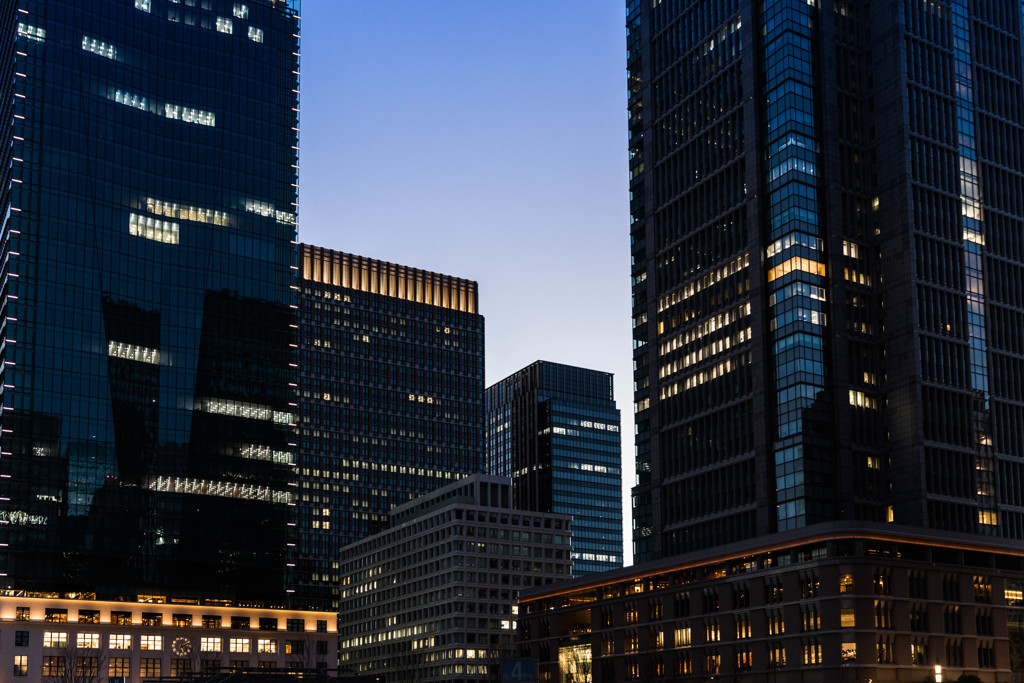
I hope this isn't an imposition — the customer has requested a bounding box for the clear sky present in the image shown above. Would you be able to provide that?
[296,2,634,564]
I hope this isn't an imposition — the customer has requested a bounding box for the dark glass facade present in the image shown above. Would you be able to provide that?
[629,0,1024,562]
[1,0,300,604]
[297,244,485,610]
[486,361,623,576]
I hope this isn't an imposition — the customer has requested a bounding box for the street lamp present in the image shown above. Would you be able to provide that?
[934,663,942,683]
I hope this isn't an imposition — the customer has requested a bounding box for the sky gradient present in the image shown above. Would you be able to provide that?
[297,2,634,564]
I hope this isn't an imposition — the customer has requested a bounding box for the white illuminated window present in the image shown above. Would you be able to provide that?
[200,637,222,652]
[129,213,179,245]
[140,635,163,651]
[229,638,250,653]
[248,26,264,43]
[257,639,277,654]
[43,632,68,648]
[108,340,161,365]
[233,3,248,18]
[81,35,118,60]
[216,17,233,34]
[16,22,45,42]
[77,633,100,649]
[109,634,132,650]
[135,0,151,11]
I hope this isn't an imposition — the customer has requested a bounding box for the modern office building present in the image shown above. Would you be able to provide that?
[297,244,485,610]
[338,474,572,683]
[486,361,622,576]
[516,0,1024,680]
[1,0,301,605]
[629,0,1024,564]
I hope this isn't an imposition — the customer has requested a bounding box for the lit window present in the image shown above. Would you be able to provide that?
[129,213,179,244]
[109,634,132,650]
[229,638,250,653]
[13,655,27,677]
[16,22,45,42]
[841,608,855,628]
[108,340,160,365]
[43,632,68,648]
[233,3,248,18]
[216,17,233,34]
[200,637,222,652]
[81,35,118,60]
[146,198,231,226]
[109,658,130,678]
[979,510,998,526]
[140,635,163,651]
[77,633,100,649]
[257,638,277,654]
[135,0,151,11]
[841,642,857,662]
[248,26,264,42]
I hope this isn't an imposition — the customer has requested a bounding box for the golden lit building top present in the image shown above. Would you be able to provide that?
[301,243,478,314]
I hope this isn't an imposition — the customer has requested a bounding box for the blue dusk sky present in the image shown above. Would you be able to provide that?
[297,2,634,563]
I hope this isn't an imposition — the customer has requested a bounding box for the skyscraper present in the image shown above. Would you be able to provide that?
[2,0,300,605]
[486,361,622,576]
[513,2,1024,681]
[297,244,485,609]
[629,0,1024,562]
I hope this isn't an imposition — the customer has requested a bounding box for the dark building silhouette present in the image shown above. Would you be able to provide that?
[486,361,623,576]
[516,1,1024,681]
[296,244,485,610]
[0,0,301,606]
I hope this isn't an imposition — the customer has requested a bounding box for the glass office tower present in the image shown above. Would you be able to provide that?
[486,361,623,576]
[630,0,1024,562]
[297,244,485,610]
[1,0,300,604]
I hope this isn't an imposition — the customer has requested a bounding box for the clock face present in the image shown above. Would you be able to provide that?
[172,637,193,657]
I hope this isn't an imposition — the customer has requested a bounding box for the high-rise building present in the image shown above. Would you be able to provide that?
[297,244,485,609]
[338,474,572,683]
[629,0,1024,561]
[1,0,301,605]
[486,361,622,576]
[514,1,1024,681]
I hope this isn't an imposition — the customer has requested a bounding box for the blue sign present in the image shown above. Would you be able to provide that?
[502,658,537,682]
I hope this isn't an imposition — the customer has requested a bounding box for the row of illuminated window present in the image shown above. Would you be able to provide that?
[147,476,293,505]
[199,398,294,425]
[660,352,750,399]
[129,213,179,244]
[767,256,825,282]
[657,254,749,314]
[107,340,160,365]
[135,0,264,42]
[766,231,822,259]
[41,631,280,653]
[238,444,292,465]
[659,326,751,380]
[768,156,818,185]
[659,302,751,354]
[147,197,231,227]
[81,35,117,60]
[244,200,297,226]
[849,390,877,409]
[110,89,215,127]
[16,22,44,42]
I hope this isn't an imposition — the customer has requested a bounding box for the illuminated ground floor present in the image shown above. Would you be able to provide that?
[516,523,1024,682]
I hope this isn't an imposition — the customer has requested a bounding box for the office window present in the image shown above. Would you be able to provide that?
[257,639,277,654]
[316,619,327,633]
[201,637,222,652]
[203,615,222,628]
[42,656,65,677]
[140,635,163,650]
[43,632,68,648]
[286,618,305,632]
[109,658,130,677]
[109,634,131,649]
[15,631,28,647]
[111,611,132,625]
[140,658,161,678]
[76,657,99,677]
[173,613,193,627]
[45,608,68,623]
[78,609,100,624]
[15,607,29,621]
[285,640,304,655]
[13,655,27,676]
[229,638,251,653]
[231,616,250,630]
[76,633,100,649]
[141,612,162,626]
[258,617,278,631]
